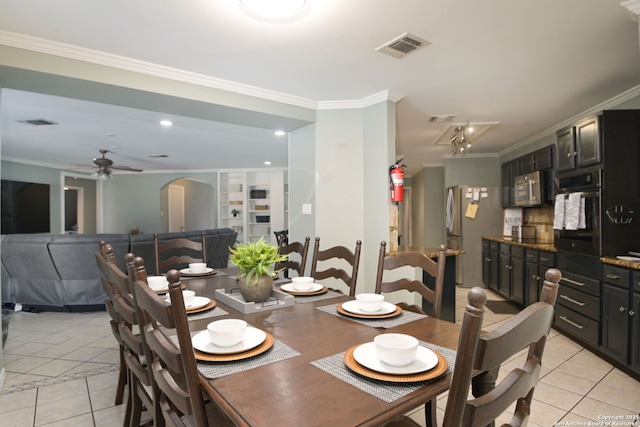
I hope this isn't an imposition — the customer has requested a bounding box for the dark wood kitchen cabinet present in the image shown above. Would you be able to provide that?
[553,250,601,348]
[482,239,500,291]
[524,248,555,306]
[601,265,639,375]
[518,146,554,174]
[497,243,524,304]
[501,160,519,208]
[555,116,601,173]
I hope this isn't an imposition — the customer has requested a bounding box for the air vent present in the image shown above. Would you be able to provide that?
[428,115,456,123]
[147,154,169,158]
[18,119,58,126]
[376,33,430,58]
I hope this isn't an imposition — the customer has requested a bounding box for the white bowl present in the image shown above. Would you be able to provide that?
[291,276,314,291]
[147,275,168,291]
[207,319,247,347]
[189,262,207,273]
[374,333,419,367]
[166,290,196,307]
[355,293,385,312]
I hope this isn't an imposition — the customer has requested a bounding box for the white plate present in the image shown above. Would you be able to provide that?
[280,282,324,293]
[164,296,211,310]
[192,326,267,355]
[180,267,215,275]
[341,300,397,316]
[353,342,438,375]
[616,256,640,262]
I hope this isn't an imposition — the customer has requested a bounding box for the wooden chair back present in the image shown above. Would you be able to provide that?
[374,241,446,317]
[274,230,289,246]
[443,268,561,427]
[154,232,207,276]
[94,246,127,407]
[310,237,362,296]
[276,236,310,278]
[132,265,210,427]
[98,251,163,426]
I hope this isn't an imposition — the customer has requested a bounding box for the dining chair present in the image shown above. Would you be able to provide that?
[441,268,561,427]
[100,251,164,427]
[95,243,127,408]
[154,232,207,276]
[374,241,446,426]
[275,236,310,278]
[131,263,232,427]
[375,241,446,317]
[273,229,289,246]
[309,237,362,296]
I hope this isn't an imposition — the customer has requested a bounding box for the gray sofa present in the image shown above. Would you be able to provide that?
[0,228,237,311]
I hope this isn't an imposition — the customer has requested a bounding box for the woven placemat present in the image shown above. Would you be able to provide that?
[310,342,456,403]
[196,339,300,379]
[291,290,345,304]
[170,332,300,379]
[187,307,229,321]
[316,303,427,328]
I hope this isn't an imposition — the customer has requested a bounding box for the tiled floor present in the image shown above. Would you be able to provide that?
[1,287,639,426]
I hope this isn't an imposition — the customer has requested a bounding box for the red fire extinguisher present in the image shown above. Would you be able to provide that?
[389,160,405,203]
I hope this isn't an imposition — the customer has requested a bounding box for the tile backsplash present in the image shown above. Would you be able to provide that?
[523,205,554,243]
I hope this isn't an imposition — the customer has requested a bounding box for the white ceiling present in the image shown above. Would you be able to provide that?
[1,0,639,176]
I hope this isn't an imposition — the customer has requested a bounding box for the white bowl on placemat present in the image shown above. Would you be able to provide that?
[374,333,419,367]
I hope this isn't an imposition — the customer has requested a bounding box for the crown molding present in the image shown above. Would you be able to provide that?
[621,0,640,19]
[0,30,402,112]
[501,84,640,156]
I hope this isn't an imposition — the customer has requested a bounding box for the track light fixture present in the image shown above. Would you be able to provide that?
[451,124,472,155]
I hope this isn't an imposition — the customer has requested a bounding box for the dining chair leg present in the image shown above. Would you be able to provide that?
[123,371,133,427]
[129,381,144,427]
[425,398,437,427]
[115,348,127,405]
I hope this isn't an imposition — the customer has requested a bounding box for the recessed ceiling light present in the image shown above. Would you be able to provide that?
[239,0,306,19]
[160,120,173,127]
[274,130,286,136]
[264,161,272,165]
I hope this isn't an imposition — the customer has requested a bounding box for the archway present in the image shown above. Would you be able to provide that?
[160,178,216,233]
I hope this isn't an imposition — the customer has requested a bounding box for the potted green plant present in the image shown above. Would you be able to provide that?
[229,237,288,302]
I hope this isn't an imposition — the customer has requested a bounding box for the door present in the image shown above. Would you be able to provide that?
[168,184,185,232]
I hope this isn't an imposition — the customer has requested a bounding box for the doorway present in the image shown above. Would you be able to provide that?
[160,178,215,233]
[168,184,185,232]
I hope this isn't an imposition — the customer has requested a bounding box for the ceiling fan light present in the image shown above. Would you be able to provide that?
[239,0,306,19]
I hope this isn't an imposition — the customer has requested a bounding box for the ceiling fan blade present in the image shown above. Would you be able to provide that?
[110,165,143,172]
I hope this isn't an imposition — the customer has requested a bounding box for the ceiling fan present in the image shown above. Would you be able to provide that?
[84,149,143,180]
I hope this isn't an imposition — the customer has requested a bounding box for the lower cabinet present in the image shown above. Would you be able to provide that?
[631,290,640,374]
[554,251,602,348]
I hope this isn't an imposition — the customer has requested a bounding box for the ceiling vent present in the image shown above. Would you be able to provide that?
[147,154,169,158]
[18,119,58,126]
[376,33,430,58]
[428,115,456,123]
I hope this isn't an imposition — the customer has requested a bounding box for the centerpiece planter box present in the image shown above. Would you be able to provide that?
[215,288,294,314]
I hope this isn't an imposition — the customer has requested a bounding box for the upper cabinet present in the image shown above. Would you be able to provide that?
[218,170,286,245]
[555,116,601,172]
[501,146,553,208]
[518,146,554,174]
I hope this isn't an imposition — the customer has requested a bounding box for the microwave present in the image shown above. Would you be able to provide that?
[514,171,545,207]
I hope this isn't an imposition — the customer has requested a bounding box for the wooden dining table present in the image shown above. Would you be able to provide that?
[180,269,462,427]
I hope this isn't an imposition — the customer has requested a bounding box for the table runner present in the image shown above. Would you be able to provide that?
[315,303,428,328]
[310,342,456,403]
[171,332,301,379]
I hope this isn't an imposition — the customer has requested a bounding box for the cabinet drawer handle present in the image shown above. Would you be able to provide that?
[619,306,627,313]
[540,257,549,262]
[606,273,620,280]
[526,254,535,259]
[506,265,512,270]
[531,274,540,281]
[560,294,586,307]
[485,258,491,262]
[629,310,635,317]
[559,315,584,330]
[560,277,585,287]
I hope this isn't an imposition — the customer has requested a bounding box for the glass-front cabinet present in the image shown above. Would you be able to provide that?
[218,170,286,245]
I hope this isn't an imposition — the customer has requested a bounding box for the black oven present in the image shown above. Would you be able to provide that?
[554,167,602,256]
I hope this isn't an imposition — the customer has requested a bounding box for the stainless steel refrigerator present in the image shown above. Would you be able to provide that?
[445,186,503,287]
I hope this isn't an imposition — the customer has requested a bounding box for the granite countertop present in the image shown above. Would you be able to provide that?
[600,256,640,270]
[389,246,464,258]
[482,236,556,252]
